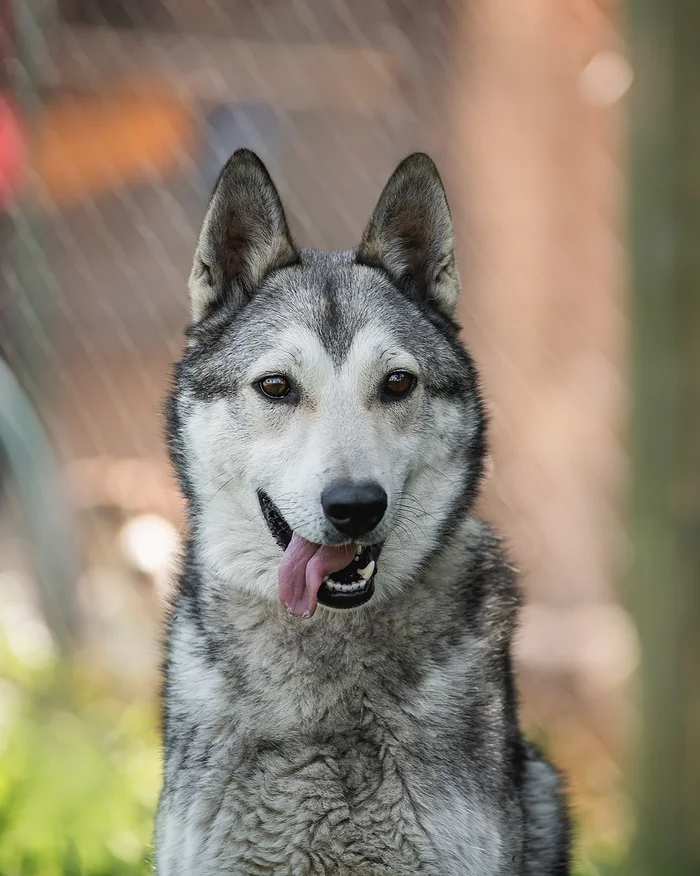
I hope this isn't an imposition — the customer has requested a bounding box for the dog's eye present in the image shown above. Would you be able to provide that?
[258,375,292,399]
[382,371,417,399]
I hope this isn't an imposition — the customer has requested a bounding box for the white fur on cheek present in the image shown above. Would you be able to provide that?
[182,394,282,602]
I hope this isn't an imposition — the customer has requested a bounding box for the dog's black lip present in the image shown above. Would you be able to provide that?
[258,490,293,550]
[257,490,382,610]
[317,577,375,609]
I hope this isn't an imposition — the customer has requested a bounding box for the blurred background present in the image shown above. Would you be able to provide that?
[0,1,697,874]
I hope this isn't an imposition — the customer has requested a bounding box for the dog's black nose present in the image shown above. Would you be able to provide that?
[321,481,387,537]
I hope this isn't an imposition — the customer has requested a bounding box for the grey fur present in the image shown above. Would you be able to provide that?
[155,150,571,874]
[358,153,461,317]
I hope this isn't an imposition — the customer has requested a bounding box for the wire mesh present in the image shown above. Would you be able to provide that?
[0,0,633,869]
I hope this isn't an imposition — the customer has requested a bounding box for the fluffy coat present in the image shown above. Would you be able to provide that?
[155,150,571,875]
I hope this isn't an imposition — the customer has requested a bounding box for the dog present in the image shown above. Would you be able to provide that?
[155,149,571,875]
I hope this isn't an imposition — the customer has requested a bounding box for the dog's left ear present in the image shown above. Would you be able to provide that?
[357,153,459,318]
[188,149,299,323]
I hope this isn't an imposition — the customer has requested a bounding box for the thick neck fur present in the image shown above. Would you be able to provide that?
[160,512,525,876]
[167,512,518,741]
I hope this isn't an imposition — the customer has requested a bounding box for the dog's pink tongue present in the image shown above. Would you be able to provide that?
[278,533,355,618]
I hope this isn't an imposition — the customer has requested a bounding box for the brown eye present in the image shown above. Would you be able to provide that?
[382,371,417,399]
[258,375,292,399]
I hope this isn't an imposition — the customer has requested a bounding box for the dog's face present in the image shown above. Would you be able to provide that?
[169,151,485,617]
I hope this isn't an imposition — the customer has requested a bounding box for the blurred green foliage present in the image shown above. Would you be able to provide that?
[0,606,629,875]
[0,623,161,876]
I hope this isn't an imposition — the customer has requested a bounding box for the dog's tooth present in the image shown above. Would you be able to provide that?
[357,560,375,581]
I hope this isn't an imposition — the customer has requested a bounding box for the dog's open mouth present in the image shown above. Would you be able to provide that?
[258,491,381,617]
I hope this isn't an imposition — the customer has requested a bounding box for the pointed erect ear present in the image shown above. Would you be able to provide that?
[357,153,460,318]
[188,149,300,323]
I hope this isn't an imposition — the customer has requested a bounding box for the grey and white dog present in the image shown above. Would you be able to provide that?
[155,150,571,875]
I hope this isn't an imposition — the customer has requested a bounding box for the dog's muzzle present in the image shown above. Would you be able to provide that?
[258,490,382,610]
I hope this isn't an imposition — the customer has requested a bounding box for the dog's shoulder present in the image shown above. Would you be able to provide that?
[438,516,522,647]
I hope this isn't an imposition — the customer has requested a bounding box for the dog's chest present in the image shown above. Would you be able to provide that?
[238,731,431,873]
[157,613,509,875]
[162,703,444,874]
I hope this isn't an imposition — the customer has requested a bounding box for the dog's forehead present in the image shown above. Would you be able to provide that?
[210,248,473,397]
[247,321,419,388]
[240,249,430,361]
[279,249,388,348]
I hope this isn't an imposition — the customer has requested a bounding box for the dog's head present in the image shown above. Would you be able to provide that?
[169,150,485,617]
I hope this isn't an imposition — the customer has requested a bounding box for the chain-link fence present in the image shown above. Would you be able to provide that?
[0,0,633,871]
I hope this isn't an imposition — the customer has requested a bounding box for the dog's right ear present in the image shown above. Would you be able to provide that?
[188,149,299,324]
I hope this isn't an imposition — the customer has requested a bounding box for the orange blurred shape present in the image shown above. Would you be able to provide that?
[36,86,194,208]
